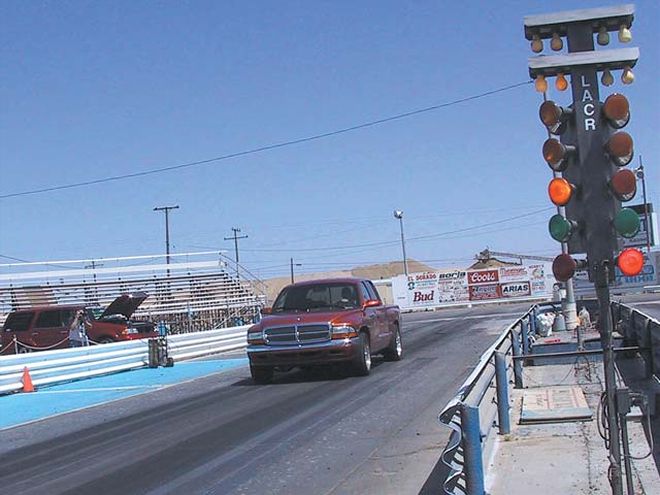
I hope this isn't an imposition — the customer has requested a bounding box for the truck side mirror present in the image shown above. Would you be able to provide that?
[363,299,381,309]
[261,307,272,315]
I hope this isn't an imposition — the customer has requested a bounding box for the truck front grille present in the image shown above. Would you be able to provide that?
[264,324,331,345]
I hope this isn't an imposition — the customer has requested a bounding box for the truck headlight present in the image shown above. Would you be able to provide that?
[331,325,357,339]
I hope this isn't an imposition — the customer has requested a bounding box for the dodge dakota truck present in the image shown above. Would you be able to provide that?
[246,277,402,383]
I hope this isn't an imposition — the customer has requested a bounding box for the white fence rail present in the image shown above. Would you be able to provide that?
[0,325,251,395]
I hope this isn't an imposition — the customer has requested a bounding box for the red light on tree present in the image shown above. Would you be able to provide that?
[610,169,636,201]
[617,248,644,276]
[552,254,577,282]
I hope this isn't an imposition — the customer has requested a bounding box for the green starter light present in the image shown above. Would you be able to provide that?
[548,214,573,242]
[613,208,640,238]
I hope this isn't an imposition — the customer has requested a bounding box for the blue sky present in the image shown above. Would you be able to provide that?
[1,0,658,279]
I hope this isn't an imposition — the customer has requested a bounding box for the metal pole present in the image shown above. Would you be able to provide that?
[494,352,511,435]
[399,217,409,277]
[636,156,651,253]
[290,258,294,284]
[224,228,248,279]
[595,262,624,495]
[511,330,523,389]
[154,205,179,277]
[393,210,409,277]
[541,92,578,331]
[460,403,485,495]
[521,320,530,356]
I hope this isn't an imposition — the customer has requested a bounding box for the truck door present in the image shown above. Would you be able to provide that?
[366,281,391,349]
[359,282,381,347]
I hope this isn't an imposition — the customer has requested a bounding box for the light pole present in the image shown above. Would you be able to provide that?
[635,156,651,253]
[393,210,409,277]
[153,205,179,276]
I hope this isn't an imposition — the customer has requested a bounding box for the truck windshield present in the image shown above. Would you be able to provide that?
[272,283,359,312]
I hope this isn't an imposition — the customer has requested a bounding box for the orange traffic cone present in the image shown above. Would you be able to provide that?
[21,367,34,393]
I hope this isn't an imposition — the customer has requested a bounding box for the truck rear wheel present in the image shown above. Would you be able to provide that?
[383,325,403,361]
[352,332,371,376]
[250,364,274,384]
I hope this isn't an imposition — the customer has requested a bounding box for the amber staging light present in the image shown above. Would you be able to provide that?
[548,177,573,206]
[535,75,548,93]
[597,26,610,46]
[555,73,568,91]
[531,34,543,53]
[550,32,563,51]
[621,66,635,84]
[618,24,632,43]
[617,248,644,277]
[543,138,574,171]
[601,69,614,87]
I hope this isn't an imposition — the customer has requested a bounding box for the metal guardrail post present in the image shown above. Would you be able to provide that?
[460,403,486,495]
[521,320,530,356]
[530,307,538,335]
[494,351,511,435]
[511,330,523,389]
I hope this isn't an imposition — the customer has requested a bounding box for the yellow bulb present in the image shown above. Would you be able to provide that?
[535,75,548,93]
[601,69,614,87]
[621,67,634,85]
[555,73,568,91]
[531,34,543,53]
[618,25,632,43]
[551,33,563,51]
[597,26,610,46]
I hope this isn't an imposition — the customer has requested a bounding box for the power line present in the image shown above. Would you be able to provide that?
[0,80,532,200]
[187,207,552,254]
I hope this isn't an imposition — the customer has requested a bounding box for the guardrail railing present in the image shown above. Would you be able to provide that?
[0,324,251,395]
[436,303,547,495]
[612,301,660,380]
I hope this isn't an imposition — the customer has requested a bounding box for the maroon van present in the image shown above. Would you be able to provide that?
[1,292,157,354]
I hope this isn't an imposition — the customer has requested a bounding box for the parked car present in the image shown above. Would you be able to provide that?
[1,292,157,354]
[246,278,402,383]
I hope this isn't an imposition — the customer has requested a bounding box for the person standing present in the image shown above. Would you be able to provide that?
[69,309,91,347]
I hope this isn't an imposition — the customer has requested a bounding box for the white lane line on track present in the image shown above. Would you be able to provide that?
[410,312,525,323]
[34,385,163,394]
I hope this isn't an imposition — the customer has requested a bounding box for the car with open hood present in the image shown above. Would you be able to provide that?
[1,292,157,354]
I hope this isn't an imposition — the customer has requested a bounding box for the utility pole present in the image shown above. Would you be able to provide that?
[153,205,179,276]
[393,210,409,277]
[290,258,301,284]
[224,227,248,279]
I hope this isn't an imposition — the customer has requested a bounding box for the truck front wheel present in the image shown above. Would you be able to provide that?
[250,364,274,384]
[352,332,371,376]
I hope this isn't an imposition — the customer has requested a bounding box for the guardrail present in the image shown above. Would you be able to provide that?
[0,325,251,395]
[612,301,660,380]
[436,303,546,494]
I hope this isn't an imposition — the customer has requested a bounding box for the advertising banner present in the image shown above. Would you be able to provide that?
[391,263,554,310]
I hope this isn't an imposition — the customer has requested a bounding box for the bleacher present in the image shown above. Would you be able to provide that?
[0,252,266,333]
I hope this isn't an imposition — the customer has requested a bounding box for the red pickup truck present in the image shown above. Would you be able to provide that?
[246,278,402,383]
